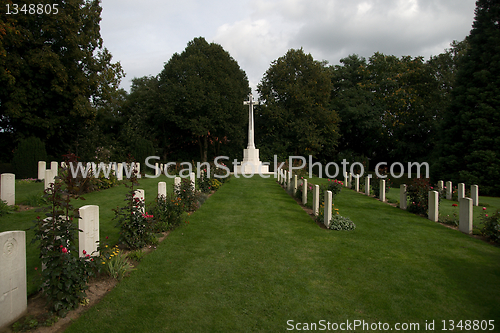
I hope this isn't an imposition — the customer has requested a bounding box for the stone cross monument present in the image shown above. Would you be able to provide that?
[237,93,269,174]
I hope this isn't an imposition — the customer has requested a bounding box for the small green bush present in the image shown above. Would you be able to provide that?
[329,215,356,231]
[479,210,500,244]
[149,193,184,232]
[406,178,430,215]
[0,199,12,216]
[175,178,199,212]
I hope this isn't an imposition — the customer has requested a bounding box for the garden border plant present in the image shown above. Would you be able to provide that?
[30,154,98,317]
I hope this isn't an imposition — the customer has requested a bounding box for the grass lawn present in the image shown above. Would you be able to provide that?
[0,175,176,295]
[64,176,500,332]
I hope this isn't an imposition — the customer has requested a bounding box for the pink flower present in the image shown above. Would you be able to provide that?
[485,214,488,217]
[483,207,486,210]
[61,247,68,254]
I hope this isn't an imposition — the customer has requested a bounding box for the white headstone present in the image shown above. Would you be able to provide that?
[136,163,141,175]
[190,172,195,191]
[471,185,479,206]
[365,176,370,196]
[117,163,123,181]
[302,179,308,205]
[349,173,353,189]
[354,176,359,192]
[174,176,181,189]
[44,169,54,190]
[428,191,439,222]
[38,161,46,180]
[1,173,15,206]
[50,161,58,177]
[446,181,452,200]
[459,197,473,234]
[155,163,160,177]
[158,182,167,198]
[78,205,99,257]
[0,231,27,329]
[400,184,407,210]
[324,190,332,228]
[312,185,319,216]
[343,173,348,187]
[458,183,465,201]
[379,179,386,202]
[438,180,444,193]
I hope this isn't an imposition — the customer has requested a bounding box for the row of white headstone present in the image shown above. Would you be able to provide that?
[277,170,480,234]
[0,176,194,330]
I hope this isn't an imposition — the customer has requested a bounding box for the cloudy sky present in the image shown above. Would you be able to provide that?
[100,0,477,93]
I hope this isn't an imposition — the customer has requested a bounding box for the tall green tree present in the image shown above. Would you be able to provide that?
[330,54,384,161]
[434,0,500,195]
[158,37,250,162]
[0,0,124,159]
[257,48,339,162]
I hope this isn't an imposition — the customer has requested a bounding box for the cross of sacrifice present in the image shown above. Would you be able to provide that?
[243,93,261,150]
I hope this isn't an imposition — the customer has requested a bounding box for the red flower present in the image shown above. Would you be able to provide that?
[34,267,38,271]
[452,204,458,207]
[483,207,487,210]
[83,250,87,255]
[61,247,68,254]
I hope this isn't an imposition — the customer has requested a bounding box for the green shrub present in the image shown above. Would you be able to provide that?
[0,199,12,216]
[175,178,199,212]
[406,178,430,215]
[12,137,47,179]
[149,193,184,232]
[22,192,48,207]
[329,215,356,231]
[31,176,97,317]
[479,210,500,244]
[113,167,156,250]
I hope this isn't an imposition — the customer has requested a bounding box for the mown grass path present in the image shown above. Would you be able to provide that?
[66,176,500,332]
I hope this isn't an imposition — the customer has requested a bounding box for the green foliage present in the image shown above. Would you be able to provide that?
[328,215,356,231]
[371,166,393,197]
[158,37,250,162]
[131,138,155,167]
[0,199,12,216]
[31,171,97,317]
[12,137,47,179]
[317,179,344,204]
[316,201,340,225]
[439,204,459,227]
[479,210,500,244]
[406,178,431,216]
[113,168,156,250]
[295,179,313,201]
[21,192,48,207]
[101,246,135,281]
[434,0,500,195]
[174,178,200,212]
[331,52,443,164]
[149,193,184,232]
[127,249,147,262]
[60,153,96,195]
[257,48,339,161]
[0,0,124,157]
